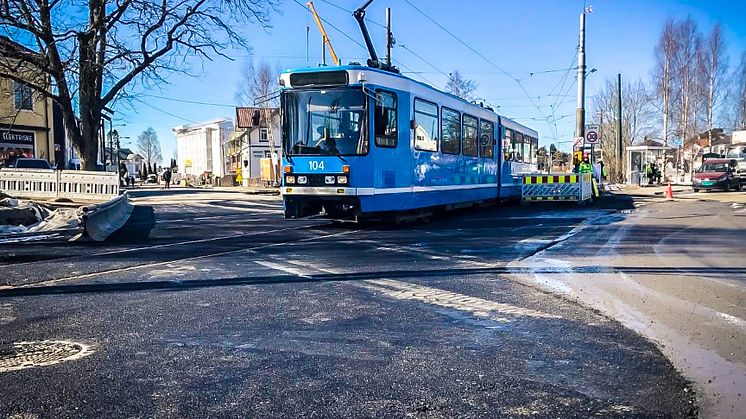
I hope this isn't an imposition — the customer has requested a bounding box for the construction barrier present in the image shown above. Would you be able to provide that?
[0,169,119,201]
[522,173,593,204]
[82,193,134,241]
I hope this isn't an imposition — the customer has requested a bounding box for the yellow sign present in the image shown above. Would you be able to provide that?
[184,159,192,168]
[235,167,242,183]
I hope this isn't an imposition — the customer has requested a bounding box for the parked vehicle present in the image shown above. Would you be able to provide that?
[724,130,746,182]
[144,174,158,184]
[692,159,741,192]
[4,158,53,169]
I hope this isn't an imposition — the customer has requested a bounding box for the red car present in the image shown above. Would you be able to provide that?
[692,159,741,192]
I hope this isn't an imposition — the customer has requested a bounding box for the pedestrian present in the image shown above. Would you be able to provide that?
[578,155,593,173]
[599,160,608,181]
[163,168,172,190]
[645,162,654,185]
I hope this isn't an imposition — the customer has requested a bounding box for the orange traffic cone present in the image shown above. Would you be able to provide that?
[665,182,674,199]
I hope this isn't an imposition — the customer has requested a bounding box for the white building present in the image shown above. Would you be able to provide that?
[173,118,234,178]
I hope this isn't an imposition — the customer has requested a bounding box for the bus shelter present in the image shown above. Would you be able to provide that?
[626,140,674,185]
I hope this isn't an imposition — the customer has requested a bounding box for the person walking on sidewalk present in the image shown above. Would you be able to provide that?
[162,168,172,190]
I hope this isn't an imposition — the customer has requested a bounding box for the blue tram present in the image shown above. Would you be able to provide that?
[280,65,539,220]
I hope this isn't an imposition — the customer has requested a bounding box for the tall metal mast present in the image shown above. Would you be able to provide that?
[307,2,340,66]
[575,11,587,152]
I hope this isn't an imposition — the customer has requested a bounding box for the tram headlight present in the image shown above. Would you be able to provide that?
[325,175,336,184]
[285,175,296,184]
[336,175,348,185]
[297,175,308,184]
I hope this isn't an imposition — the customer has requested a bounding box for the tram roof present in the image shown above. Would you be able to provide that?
[281,65,538,137]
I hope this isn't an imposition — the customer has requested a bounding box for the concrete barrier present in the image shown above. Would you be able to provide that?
[0,169,119,201]
[82,193,134,241]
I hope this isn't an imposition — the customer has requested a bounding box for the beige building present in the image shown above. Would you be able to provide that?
[0,41,57,168]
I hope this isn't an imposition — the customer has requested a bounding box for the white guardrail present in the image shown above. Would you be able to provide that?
[0,169,119,201]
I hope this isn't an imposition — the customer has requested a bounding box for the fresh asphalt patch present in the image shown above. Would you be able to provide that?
[0,193,697,417]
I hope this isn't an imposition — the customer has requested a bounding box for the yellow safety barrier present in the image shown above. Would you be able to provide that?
[521,173,593,204]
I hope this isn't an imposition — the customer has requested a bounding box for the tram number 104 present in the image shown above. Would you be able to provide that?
[308,161,325,171]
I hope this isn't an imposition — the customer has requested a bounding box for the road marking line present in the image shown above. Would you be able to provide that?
[363,279,561,322]
[254,261,312,278]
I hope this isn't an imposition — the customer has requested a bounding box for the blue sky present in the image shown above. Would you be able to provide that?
[113,0,746,161]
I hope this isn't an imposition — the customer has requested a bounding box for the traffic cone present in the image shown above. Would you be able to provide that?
[665,182,674,199]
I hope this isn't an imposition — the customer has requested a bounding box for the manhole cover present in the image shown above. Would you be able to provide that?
[0,340,94,373]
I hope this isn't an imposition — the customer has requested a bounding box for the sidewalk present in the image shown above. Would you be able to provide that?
[619,184,691,197]
[122,184,280,195]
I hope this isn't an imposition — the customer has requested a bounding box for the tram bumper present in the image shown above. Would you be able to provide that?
[282,187,362,219]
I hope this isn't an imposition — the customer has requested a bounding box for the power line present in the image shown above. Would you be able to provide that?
[401,0,552,131]
[134,99,199,124]
[143,94,235,108]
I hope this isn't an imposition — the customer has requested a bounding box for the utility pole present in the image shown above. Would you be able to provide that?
[616,73,623,181]
[575,11,587,151]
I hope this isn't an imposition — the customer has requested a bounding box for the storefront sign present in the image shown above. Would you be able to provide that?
[0,130,35,167]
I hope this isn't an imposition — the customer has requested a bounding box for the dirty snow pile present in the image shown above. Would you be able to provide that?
[0,194,82,235]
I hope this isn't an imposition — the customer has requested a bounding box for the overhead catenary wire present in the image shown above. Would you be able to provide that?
[134,98,199,124]
[401,0,584,140]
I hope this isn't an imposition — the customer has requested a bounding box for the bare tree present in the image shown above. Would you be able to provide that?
[136,127,162,168]
[653,19,677,178]
[0,0,276,170]
[235,59,279,107]
[700,23,729,149]
[735,51,746,130]
[592,77,657,182]
[445,71,477,102]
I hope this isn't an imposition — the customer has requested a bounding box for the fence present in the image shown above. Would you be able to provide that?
[521,173,593,204]
[0,169,119,201]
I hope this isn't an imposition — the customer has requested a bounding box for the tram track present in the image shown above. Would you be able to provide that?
[5,226,364,289]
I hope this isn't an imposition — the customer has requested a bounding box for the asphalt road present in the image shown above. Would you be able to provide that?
[0,189,698,418]
[511,194,746,419]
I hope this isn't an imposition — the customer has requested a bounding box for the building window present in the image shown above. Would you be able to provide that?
[414,98,438,152]
[374,90,397,148]
[14,81,33,111]
[462,114,479,157]
[259,128,268,142]
[441,107,461,155]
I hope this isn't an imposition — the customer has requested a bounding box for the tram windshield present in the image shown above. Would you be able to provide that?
[283,88,368,156]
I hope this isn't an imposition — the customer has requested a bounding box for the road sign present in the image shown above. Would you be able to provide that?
[585,124,600,144]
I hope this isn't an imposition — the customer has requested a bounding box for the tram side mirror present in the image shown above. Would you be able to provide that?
[251,110,260,126]
[410,119,416,130]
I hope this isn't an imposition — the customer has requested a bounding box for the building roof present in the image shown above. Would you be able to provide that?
[173,118,233,133]
[236,107,279,129]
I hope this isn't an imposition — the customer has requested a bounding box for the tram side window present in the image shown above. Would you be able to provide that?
[480,120,494,158]
[514,132,524,162]
[462,114,479,157]
[374,90,398,148]
[414,99,438,152]
[531,137,539,164]
[504,128,513,161]
[441,107,461,155]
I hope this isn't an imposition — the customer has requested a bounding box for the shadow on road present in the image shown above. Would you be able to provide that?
[2,263,743,299]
